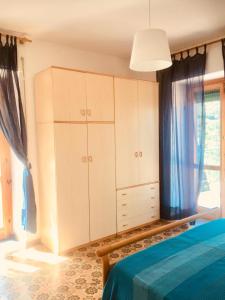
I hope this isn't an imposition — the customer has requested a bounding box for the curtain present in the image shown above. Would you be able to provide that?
[157,48,206,220]
[0,34,36,232]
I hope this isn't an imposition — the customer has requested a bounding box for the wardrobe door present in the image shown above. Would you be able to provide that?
[86,73,114,121]
[54,124,89,252]
[115,78,139,188]
[52,69,86,121]
[88,124,116,241]
[138,81,159,183]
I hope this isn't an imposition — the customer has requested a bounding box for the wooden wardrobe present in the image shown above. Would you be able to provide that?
[35,67,159,253]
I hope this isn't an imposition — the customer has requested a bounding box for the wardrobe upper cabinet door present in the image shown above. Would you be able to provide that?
[52,69,86,121]
[138,81,159,183]
[86,74,114,121]
[88,124,116,241]
[115,78,139,188]
[54,124,89,252]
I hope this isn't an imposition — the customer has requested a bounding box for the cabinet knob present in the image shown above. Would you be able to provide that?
[122,203,127,206]
[134,151,138,158]
[88,156,93,162]
[81,156,87,163]
[122,214,127,217]
[80,109,86,116]
[86,109,92,116]
[139,151,142,157]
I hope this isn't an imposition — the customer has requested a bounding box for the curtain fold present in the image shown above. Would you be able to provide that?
[222,39,225,74]
[157,49,206,220]
[0,34,36,233]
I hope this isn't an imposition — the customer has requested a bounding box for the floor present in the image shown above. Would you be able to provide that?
[0,221,189,300]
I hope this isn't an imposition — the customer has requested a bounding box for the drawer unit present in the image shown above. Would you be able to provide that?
[117,183,160,232]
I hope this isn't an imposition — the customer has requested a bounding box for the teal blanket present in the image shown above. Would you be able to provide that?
[102,219,225,300]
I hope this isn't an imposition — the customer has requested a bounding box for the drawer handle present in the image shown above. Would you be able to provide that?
[151,215,156,218]
[122,203,127,206]
[134,151,138,158]
[150,187,155,190]
[123,224,128,227]
[151,196,155,199]
[139,151,142,157]
[121,193,127,196]
[151,206,155,209]
[122,214,127,217]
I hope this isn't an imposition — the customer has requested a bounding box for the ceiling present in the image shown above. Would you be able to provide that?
[0,0,225,58]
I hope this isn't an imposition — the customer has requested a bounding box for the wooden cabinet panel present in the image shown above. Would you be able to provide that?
[52,69,86,121]
[138,81,159,183]
[115,78,139,188]
[35,70,54,123]
[86,74,114,121]
[54,124,89,252]
[37,123,58,252]
[88,124,116,240]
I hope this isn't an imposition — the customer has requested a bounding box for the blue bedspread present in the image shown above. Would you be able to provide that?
[102,219,225,300]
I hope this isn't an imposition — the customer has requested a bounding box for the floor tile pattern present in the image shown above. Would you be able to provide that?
[0,221,188,300]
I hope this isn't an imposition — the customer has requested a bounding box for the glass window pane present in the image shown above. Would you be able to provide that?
[198,88,221,208]
[204,90,220,166]
[199,169,220,208]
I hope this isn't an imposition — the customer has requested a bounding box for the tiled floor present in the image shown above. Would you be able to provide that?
[0,221,189,300]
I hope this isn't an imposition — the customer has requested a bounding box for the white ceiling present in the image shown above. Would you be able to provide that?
[0,0,225,58]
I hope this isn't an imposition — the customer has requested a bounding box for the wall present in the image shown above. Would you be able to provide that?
[13,39,155,240]
[205,42,224,76]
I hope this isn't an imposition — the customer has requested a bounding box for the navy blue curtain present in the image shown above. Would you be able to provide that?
[157,48,206,220]
[222,39,225,73]
[0,35,36,232]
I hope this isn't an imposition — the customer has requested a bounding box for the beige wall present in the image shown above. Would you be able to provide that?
[14,39,155,240]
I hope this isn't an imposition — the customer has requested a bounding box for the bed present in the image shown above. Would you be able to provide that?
[97,211,223,300]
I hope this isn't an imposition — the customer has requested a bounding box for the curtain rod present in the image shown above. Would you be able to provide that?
[171,34,225,56]
[0,31,31,44]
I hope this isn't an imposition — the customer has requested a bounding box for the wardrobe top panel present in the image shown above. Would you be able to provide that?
[35,66,157,84]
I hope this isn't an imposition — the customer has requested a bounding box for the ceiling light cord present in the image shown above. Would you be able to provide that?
[148,0,151,28]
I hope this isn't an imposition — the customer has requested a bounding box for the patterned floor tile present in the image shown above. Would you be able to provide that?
[0,221,188,300]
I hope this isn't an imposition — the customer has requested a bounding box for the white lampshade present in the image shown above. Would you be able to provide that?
[130,28,172,72]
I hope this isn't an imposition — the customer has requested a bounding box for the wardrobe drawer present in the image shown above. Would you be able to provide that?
[117,213,159,232]
[117,220,131,232]
[117,189,134,203]
[117,185,159,205]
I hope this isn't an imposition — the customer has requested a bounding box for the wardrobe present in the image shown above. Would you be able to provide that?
[115,78,159,232]
[35,67,159,253]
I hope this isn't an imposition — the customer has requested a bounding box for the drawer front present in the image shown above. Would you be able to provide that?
[117,212,159,232]
[117,184,159,203]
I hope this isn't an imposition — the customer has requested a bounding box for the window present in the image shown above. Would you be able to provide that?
[198,84,222,209]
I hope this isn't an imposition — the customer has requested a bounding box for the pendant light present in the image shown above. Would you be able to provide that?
[130,0,172,72]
